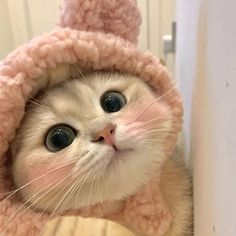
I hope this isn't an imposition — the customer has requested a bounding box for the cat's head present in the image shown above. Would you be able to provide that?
[11,71,172,213]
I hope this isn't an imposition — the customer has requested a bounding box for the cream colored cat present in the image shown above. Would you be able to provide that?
[11,71,192,236]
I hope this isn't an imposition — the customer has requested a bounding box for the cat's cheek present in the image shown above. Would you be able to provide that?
[22,163,73,192]
[124,101,170,124]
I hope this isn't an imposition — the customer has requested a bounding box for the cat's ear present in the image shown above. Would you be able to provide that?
[59,0,141,45]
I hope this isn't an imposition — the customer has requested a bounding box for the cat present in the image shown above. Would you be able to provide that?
[11,71,192,236]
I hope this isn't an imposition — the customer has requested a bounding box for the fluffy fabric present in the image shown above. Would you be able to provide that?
[0,0,183,235]
[59,0,142,44]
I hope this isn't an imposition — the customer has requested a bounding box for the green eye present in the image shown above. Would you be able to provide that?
[45,125,76,152]
[101,91,126,113]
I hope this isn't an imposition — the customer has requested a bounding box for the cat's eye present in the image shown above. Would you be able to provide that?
[45,125,76,152]
[101,91,126,113]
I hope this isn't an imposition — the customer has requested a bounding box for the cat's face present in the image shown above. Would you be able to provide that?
[12,72,172,213]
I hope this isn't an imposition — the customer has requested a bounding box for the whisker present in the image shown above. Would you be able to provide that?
[70,65,87,81]
[132,118,168,129]
[36,164,90,236]
[133,83,179,122]
[0,160,76,206]
[39,169,93,236]
[42,168,93,231]
[74,168,93,209]
[0,170,75,233]
[86,174,96,216]
[74,168,90,209]
[28,99,52,113]
[141,129,170,135]
[38,176,78,236]
[56,166,92,217]
[37,171,77,220]
[94,177,105,216]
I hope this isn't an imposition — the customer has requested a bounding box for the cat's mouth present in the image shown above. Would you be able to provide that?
[115,148,133,155]
[107,140,132,154]
[106,141,133,158]
[109,147,134,164]
[112,144,118,151]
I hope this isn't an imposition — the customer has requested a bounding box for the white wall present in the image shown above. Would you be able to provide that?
[176,0,236,235]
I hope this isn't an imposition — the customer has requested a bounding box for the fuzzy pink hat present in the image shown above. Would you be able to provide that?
[0,0,183,235]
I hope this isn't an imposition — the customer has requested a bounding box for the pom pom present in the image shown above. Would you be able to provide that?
[59,0,142,44]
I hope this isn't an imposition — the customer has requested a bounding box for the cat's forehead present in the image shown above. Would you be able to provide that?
[33,72,154,123]
[44,72,147,101]
[85,72,134,91]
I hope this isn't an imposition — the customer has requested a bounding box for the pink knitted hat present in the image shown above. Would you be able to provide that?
[0,0,183,235]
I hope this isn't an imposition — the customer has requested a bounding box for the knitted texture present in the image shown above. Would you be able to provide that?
[59,0,141,44]
[0,0,183,235]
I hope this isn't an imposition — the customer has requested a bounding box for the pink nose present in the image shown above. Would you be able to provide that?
[94,123,116,146]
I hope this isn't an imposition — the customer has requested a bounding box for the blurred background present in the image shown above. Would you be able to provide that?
[1,0,236,235]
[0,0,176,72]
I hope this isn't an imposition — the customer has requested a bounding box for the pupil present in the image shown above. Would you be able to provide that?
[104,95,122,112]
[101,91,126,113]
[51,129,70,149]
